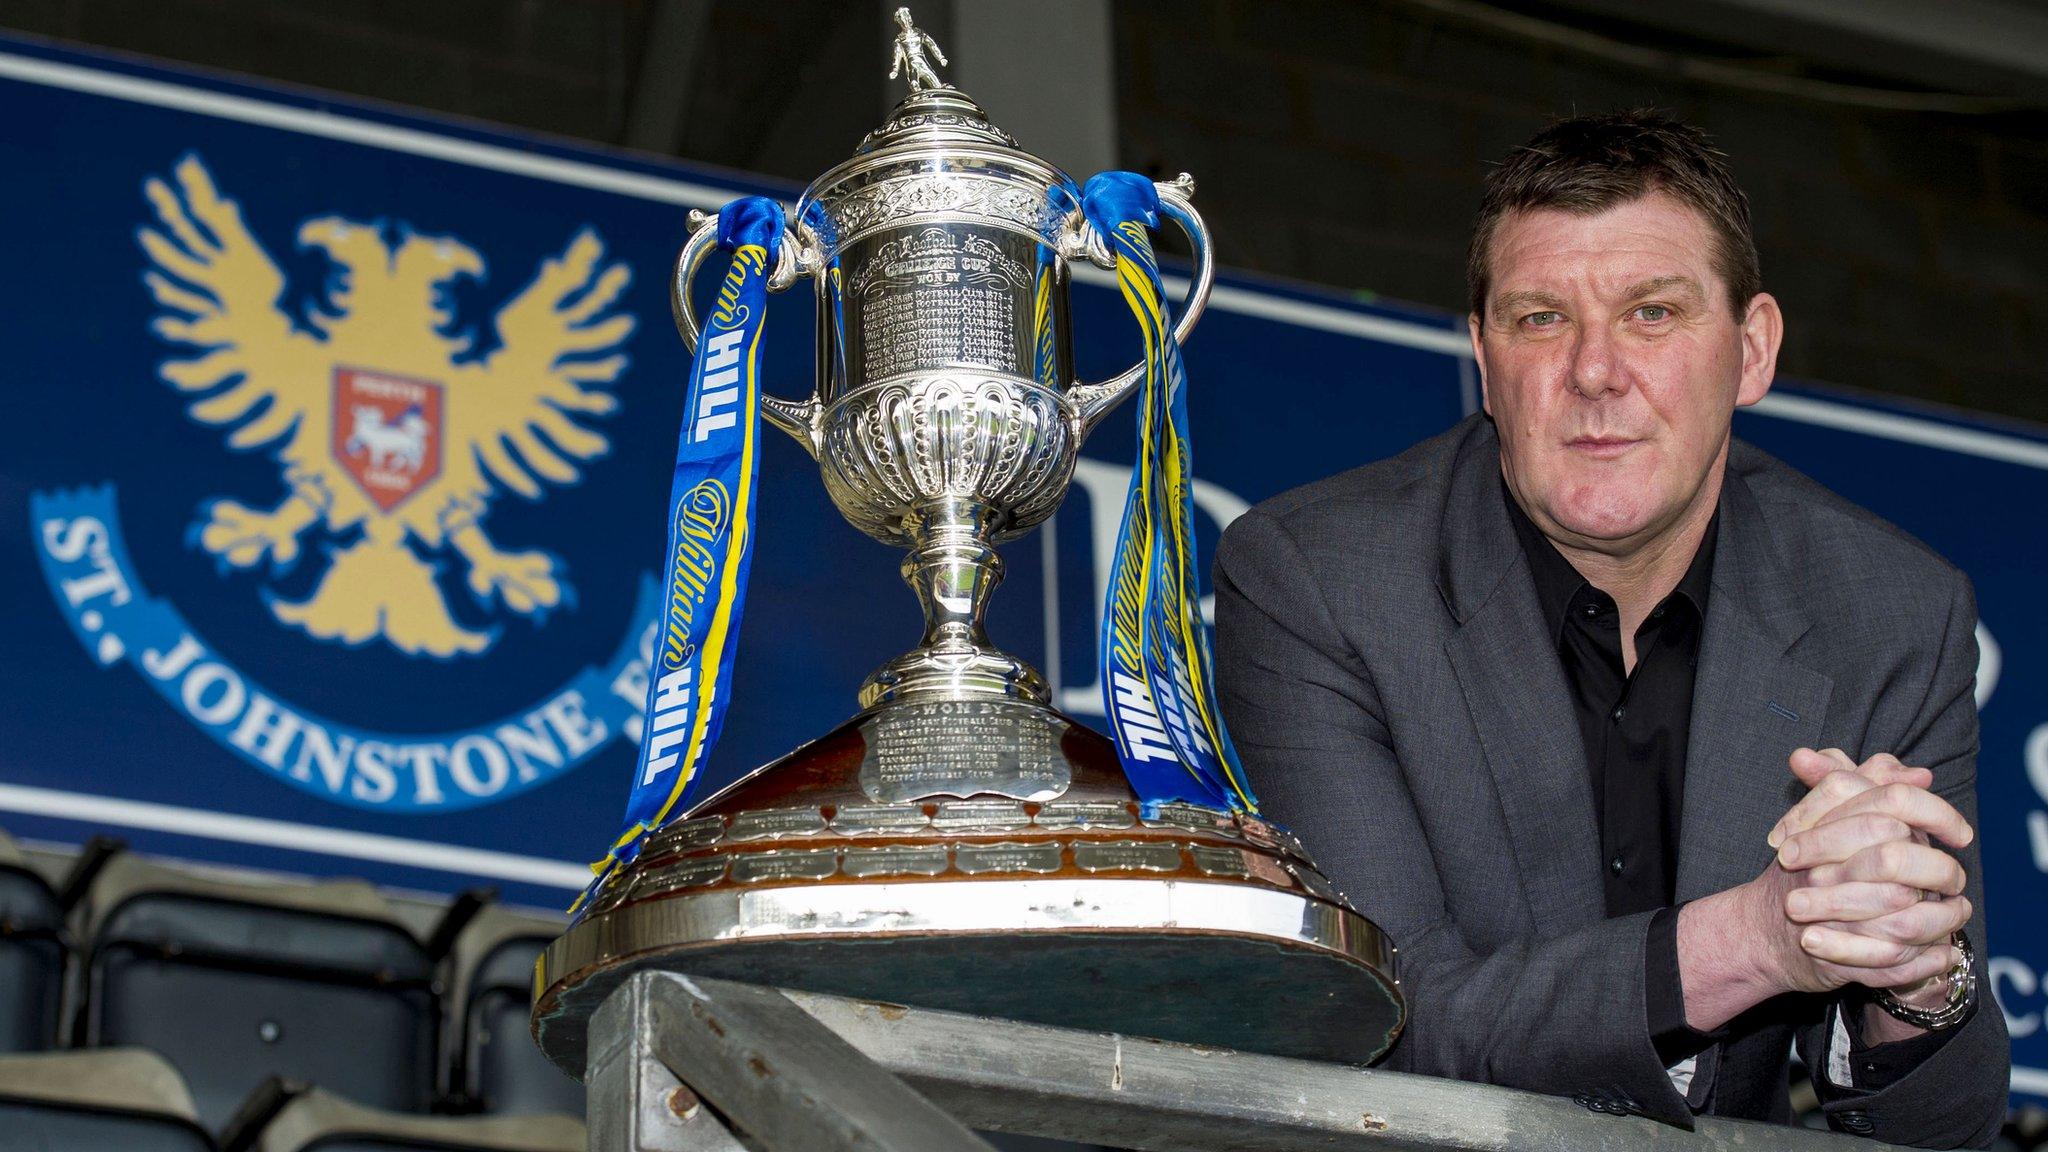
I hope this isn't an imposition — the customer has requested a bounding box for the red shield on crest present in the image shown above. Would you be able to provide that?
[332,367,443,512]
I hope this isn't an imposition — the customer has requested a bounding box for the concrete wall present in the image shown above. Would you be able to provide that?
[1116,0,2048,422]
[3,0,2044,421]
[4,0,644,139]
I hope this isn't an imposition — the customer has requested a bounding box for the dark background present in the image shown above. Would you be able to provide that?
[3,0,2044,422]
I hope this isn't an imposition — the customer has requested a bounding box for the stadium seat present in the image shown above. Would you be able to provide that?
[225,1082,583,1151]
[80,855,439,1130]
[0,828,65,1052]
[448,905,581,1116]
[0,1047,216,1151]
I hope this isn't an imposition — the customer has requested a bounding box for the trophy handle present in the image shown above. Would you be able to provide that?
[671,208,825,458]
[1064,174,1216,439]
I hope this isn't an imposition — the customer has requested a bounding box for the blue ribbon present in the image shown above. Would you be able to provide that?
[1085,172,1257,815]
[576,197,782,913]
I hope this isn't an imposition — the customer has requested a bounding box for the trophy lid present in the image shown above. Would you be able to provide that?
[854,9,1026,158]
[799,7,1075,252]
[857,87,1019,155]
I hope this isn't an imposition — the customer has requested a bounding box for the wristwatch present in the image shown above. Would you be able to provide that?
[1871,930,1977,1030]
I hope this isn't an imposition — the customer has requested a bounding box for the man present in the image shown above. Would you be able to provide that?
[1214,111,2007,1146]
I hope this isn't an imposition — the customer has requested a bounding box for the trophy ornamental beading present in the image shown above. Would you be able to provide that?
[533,10,1402,1077]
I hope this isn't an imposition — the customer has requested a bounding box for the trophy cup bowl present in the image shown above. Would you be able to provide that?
[816,371,1077,552]
[533,20,1401,1078]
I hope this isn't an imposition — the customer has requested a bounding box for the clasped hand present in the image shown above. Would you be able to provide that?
[1756,747,1973,1000]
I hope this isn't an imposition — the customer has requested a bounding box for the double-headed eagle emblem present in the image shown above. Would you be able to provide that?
[140,155,634,658]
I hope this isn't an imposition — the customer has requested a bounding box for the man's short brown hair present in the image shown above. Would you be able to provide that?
[1467,110,1760,322]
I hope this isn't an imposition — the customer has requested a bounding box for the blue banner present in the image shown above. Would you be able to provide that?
[0,35,2042,1103]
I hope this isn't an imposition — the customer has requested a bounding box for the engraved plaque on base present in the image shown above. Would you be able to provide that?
[954,841,1062,875]
[727,808,830,841]
[636,855,728,897]
[732,849,841,885]
[1073,840,1184,874]
[1034,800,1136,830]
[858,699,1069,803]
[843,845,951,878]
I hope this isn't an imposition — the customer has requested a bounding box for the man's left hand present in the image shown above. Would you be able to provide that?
[1771,747,1976,1039]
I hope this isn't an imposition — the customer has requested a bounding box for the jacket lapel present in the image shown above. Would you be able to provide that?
[1438,424,1606,932]
[1677,460,1833,903]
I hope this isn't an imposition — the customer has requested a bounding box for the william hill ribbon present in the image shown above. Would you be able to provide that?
[577,198,782,913]
[1084,172,1257,816]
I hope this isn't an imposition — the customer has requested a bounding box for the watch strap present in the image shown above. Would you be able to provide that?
[1871,929,1976,1031]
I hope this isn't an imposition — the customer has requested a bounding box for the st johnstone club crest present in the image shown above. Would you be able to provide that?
[28,154,666,814]
[334,368,444,515]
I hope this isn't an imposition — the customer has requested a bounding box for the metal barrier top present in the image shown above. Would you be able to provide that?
[584,971,1894,1151]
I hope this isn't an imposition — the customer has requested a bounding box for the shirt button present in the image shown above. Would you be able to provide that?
[1651,605,1666,620]
[1582,604,1599,618]
[1610,705,1625,722]
[1609,854,1625,875]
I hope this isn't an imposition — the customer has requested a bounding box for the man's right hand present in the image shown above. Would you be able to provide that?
[1752,847,1968,998]
[1767,748,1930,850]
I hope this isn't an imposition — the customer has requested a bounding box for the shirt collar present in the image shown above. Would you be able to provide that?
[1501,478,1718,642]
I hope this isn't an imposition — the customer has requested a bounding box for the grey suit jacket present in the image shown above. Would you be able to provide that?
[1214,413,2007,1147]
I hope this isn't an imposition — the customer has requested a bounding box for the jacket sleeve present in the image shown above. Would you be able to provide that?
[1214,507,1697,1127]
[1796,571,2009,1149]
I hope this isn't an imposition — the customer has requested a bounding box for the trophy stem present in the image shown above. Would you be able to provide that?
[857,496,1050,708]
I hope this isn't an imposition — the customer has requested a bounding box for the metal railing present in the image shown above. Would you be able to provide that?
[583,971,1895,1151]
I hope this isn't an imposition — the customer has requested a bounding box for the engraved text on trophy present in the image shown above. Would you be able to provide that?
[857,699,1069,803]
[842,226,1036,384]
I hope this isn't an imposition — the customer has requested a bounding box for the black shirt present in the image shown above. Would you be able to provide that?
[1506,488,1714,917]
[1505,485,1715,1065]
[1505,483,1951,1089]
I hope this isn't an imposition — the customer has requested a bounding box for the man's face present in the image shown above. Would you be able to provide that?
[1469,191,1781,557]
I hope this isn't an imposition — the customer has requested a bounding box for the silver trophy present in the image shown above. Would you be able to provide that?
[533,10,1400,1076]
